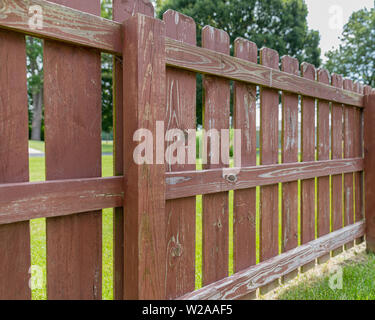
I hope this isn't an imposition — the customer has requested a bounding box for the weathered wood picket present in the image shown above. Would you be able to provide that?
[0,0,374,300]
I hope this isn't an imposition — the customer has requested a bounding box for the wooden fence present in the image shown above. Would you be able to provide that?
[0,0,374,300]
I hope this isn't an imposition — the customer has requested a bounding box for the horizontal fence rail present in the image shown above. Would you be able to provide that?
[0,177,123,225]
[166,158,364,200]
[178,221,366,300]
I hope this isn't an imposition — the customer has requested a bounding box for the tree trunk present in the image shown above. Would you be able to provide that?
[31,90,43,141]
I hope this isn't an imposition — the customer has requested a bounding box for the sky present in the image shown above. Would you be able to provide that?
[304,0,374,61]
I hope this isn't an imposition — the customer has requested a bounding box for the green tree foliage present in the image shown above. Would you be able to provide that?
[101,0,114,134]
[26,37,44,140]
[157,0,321,124]
[325,8,374,87]
[158,0,321,64]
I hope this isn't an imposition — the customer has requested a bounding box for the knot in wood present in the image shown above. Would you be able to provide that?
[224,173,238,183]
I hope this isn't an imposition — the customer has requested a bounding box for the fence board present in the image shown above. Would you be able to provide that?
[0,177,123,225]
[0,29,30,300]
[364,92,375,253]
[163,10,197,299]
[281,56,299,282]
[259,47,279,293]
[202,26,230,286]
[331,74,344,256]
[300,62,316,272]
[166,159,363,199]
[179,221,365,300]
[112,0,155,300]
[233,38,257,273]
[353,83,364,223]
[44,0,102,300]
[122,13,167,299]
[165,39,363,107]
[317,69,331,264]
[343,79,355,250]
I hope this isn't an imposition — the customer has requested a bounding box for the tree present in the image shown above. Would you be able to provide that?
[158,0,320,65]
[101,0,114,135]
[325,8,375,87]
[157,0,321,124]
[27,37,44,141]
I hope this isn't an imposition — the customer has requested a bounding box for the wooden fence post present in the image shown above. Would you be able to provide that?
[112,0,155,301]
[123,14,167,300]
[364,91,375,253]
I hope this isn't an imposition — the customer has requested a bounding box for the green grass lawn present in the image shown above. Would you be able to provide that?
[278,252,375,300]
[29,152,373,300]
[29,155,114,300]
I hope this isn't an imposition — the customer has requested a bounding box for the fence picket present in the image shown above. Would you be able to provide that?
[202,26,231,286]
[44,0,102,300]
[259,47,280,293]
[233,38,257,276]
[300,62,316,273]
[343,79,355,250]
[281,56,299,282]
[331,74,344,256]
[317,68,331,264]
[0,30,30,300]
[163,10,197,299]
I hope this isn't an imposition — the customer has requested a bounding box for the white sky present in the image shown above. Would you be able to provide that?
[304,0,374,62]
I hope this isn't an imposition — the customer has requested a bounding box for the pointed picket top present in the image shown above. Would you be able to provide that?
[202,25,230,55]
[331,73,343,89]
[301,62,316,81]
[364,85,372,95]
[234,37,257,63]
[163,10,196,45]
[113,0,154,22]
[260,47,279,70]
[343,78,354,91]
[281,56,299,76]
[317,68,330,85]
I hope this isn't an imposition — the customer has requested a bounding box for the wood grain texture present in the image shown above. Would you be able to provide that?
[331,74,344,256]
[112,0,155,300]
[163,9,197,299]
[317,69,330,239]
[44,0,102,300]
[281,56,299,254]
[233,38,257,273]
[317,69,331,264]
[259,47,279,265]
[0,29,31,300]
[280,56,299,282]
[165,38,363,107]
[123,13,166,299]
[166,159,363,200]
[300,63,316,272]
[202,25,230,286]
[343,79,355,229]
[364,92,375,253]
[0,0,122,53]
[0,177,123,225]
[353,83,364,224]
[331,74,344,232]
[178,221,365,300]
